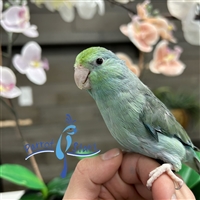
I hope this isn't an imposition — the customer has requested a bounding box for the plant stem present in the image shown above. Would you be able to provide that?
[106,0,136,14]
[0,98,44,182]
[138,50,144,72]
[138,51,147,81]
[7,32,13,68]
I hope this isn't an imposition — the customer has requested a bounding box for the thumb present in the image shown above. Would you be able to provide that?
[63,148,122,199]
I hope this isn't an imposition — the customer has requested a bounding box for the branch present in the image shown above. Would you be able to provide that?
[1,98,44,181]
[106,0,136,15]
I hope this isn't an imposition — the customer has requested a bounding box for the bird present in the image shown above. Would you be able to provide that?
[73,46,200,189]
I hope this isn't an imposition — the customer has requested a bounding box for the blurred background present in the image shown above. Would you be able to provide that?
[1,0,199,192]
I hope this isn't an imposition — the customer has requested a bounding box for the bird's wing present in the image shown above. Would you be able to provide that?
[140,89,195,149]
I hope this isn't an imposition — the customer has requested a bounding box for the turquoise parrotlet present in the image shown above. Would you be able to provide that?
[73,47,200,188]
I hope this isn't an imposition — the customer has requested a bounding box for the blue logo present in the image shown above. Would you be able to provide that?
[24,114,101,178]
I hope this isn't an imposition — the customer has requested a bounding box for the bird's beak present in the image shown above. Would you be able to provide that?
[74,65,91,90]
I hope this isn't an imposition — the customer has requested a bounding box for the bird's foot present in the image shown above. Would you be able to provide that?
[146,163,183,190]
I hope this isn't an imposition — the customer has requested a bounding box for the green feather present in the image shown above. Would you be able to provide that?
[75,47,200,174]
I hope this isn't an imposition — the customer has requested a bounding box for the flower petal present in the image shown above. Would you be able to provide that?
[1,19,29,32]
[0,66,16,85]
[149,61,161,74]
[181,3,200,46]
[115,0,130,4]
[1,87,21,98]
[96,0,105,15]
[21,41,41,62]
[120,24,129,37]
[2,6,27,26]
[58,4,75,22]
[44,1,56,12]
[26,67,47,85]
[42,58,49,70]
[137,0,149,19]
[76,2,96,19]
[167,1,194,20]
[116,52,140,76]
[153,40,168,63]
[138,22,159,45]
[12,55,29,74]
[23,25,39,37]
[126,22,159,52]
[159,60,185,76]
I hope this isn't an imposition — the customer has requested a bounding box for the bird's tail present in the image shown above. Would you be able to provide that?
[184,147,200,174]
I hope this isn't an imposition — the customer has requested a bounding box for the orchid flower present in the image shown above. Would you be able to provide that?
[116,52,140,77]
[149,40,185,76]
[0,66,21,98]
[120,17,159,52]
[0,5,38,37]
[136,1,176,43]
[31,0,75,22]
[115,0,131,4]
[44,1,75,22]
[31,0,105,22]
[75,0,105,20]
[145,17,176,43]
[12,41,49,85]
[168,1,200,46]
[136,0,150,19]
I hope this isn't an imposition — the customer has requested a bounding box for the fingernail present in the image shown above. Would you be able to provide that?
[101,148,120,160]
[171,194,177,200]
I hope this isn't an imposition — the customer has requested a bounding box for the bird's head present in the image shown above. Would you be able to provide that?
[74,47,125,90]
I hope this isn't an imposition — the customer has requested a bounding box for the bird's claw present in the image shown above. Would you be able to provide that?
[146,163,183,190]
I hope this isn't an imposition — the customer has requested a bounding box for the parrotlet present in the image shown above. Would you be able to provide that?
[73,47,200,189]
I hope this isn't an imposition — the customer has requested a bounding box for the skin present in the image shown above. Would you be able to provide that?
[63,148,195,200]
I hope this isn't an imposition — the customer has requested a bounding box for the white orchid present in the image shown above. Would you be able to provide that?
[75,0,105,20]
[12,41,49,85]
[115,0,131,4]
[0,5,38,37]
[0,66,21,99]
[31,0,105,22]
[167,0,200,46]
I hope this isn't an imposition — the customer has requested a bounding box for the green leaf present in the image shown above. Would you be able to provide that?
[178,164,200,188]
[20,190,45,200]
[0,164,47,192]
[47,171,73,196]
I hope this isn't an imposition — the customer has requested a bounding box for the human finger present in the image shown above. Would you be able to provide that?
[63,148,122,199]
[120,153,175,200]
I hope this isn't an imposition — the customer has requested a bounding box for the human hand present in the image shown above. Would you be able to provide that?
[63,148,195,200]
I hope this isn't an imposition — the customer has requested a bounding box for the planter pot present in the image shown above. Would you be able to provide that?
[0,190,25,200]
[171,109,189,129]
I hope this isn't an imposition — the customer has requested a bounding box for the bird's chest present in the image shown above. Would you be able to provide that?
[94,91,146,150]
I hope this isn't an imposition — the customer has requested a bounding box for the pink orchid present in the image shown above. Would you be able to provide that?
[145,17,176,43]
[120,17,159,52]
[149,40,185,76]
[0,66,21,98]
[12,41,49,85]
[116,52,140,77]
[1,5,38,37]
[137,0,150,19]
[136,1,176,43]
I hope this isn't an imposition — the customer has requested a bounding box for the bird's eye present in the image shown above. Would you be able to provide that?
[96,58,104,65]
